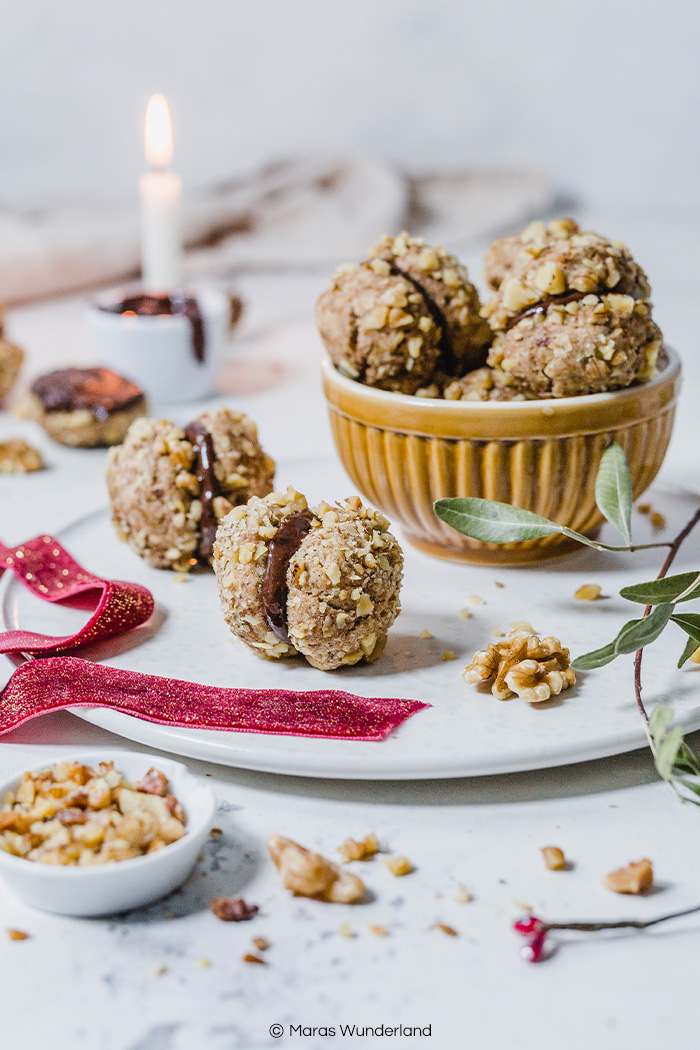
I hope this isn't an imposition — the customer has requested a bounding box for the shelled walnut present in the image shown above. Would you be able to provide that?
[267,835,365,903]
[462,629,575,703]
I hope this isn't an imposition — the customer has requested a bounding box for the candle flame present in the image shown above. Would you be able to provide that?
[144,94,173,169]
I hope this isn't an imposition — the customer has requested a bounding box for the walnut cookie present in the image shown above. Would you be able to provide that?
[214,486,403,671]
[106,407,275,571]
[316,232,491,394]
[481,219,662,398]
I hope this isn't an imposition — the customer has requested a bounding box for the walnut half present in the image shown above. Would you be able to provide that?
[462,629,575,703]
[267,835,365,903]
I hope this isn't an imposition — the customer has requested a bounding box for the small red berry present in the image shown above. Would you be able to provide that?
[521,931,548,963]
[513,916,542,936]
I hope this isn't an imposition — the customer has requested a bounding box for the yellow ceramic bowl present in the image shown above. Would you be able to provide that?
[322,349,681,564]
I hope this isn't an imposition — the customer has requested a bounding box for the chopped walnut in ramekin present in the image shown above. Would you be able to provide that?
[0,761,186,865]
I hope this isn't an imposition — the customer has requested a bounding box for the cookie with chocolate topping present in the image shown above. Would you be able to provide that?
[214,487,403,670]
[19,367,147,447]
[316,232,490,394]
[106,408,274,571]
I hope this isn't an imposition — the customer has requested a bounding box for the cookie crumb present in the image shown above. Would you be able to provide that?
[419,628,433,639]
[7,929,29,941]
[442,650,455,661]
[465,595,486,606]
[603,858,653,895]
[541,846,567,871]
[432,923,458,937]
[338,832,379,862]
[384,856,413,876]
[459,608,472,619]
[575,584,602,601]
[0,439,44,473]
[210,897,259,922]
[252,937,270,952]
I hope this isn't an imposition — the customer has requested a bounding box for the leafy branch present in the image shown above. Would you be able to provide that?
[435,444,700,803]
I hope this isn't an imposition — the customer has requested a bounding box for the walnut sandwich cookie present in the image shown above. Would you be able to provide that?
[19,367,148,447]
[106,407,275,571]
[316,231,491,395]
[214,487,403,670]
[481,219,662,398]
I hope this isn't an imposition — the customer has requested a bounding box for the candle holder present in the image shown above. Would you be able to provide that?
[86,284,231,403]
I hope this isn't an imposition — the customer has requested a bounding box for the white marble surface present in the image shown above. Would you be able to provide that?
[1,213,700,1050]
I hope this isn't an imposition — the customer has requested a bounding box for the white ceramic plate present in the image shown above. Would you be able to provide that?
[2,458,699,779]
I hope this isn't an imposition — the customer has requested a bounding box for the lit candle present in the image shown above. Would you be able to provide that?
[139,94,182,291]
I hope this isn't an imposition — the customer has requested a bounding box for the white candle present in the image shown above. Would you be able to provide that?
[139,94,182,292]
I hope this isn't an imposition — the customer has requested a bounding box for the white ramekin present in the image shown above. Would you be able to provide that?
[0,749,216,916]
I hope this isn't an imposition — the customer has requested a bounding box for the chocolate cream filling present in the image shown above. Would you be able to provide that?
[31,368,144,421]
[261,511,315,645]
[101,293,205,362]
[504,290,606,332]
[184,421,222,561]
[387,263,455,371]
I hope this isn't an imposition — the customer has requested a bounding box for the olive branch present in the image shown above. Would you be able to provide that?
[435,444,700,804]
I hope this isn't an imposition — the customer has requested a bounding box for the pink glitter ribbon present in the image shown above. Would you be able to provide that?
[0,536,427,740]
[0,534,154,655]
[0,657,428,740]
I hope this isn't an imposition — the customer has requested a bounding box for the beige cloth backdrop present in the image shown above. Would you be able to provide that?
[0,156,553,303]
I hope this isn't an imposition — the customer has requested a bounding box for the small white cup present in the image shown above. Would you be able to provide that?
[0,749,216,916]
[86,285,230,403]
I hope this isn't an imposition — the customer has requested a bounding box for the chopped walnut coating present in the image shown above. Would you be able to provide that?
[316,231,490,393]
[0,761,186,865]
[482,219,651,330]
[267,835,365,903]
[462,629,575,703]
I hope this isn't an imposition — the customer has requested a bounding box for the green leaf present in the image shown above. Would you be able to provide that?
[678,635,699,669]
[614,604,675,654]
[655,725,685,780]
[648,704,674,745]
[621,572,700,606]
[671,611,700,639]
[674,742,700,778]
[572,641,618,670]
[434,498,598,548]
[594,444,633,544]
[572,604,674,670]
[676,778,700,801]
